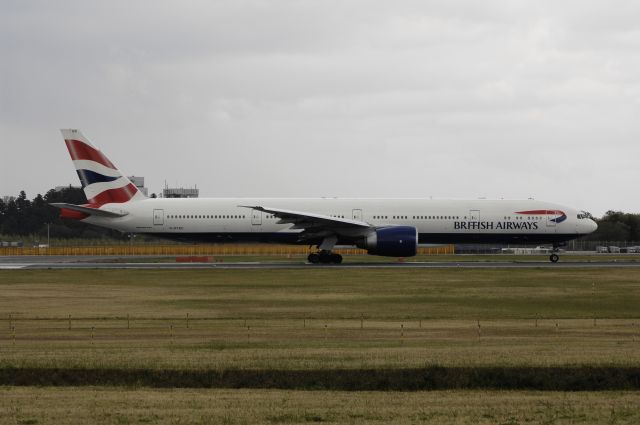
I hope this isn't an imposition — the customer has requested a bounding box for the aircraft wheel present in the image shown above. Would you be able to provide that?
[319,253,332,264]
[550,253,559,263]
[330,254,343,264]
[308,253,320,264]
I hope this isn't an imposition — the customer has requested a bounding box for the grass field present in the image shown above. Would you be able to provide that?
[0,268,639,372]
[1,387,639,425]
[1,268,640,423]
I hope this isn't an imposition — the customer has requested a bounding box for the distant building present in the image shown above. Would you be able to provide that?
[128,176,149,197]
[54,185,81,192]
[162,186,199,198]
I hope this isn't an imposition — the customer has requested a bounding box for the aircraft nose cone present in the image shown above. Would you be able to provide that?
[588,219,598,234]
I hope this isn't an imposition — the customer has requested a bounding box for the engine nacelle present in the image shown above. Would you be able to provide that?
[358,226,418,257]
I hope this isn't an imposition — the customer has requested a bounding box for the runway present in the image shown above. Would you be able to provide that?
[1,256,639,269]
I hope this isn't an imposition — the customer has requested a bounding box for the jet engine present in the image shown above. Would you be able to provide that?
[358,226,418,257]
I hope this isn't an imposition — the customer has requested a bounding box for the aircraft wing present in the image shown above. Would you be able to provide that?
[50,203,128,218]
[239,205,372,242]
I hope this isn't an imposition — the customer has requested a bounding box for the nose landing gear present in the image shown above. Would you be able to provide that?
[549,245,561,263]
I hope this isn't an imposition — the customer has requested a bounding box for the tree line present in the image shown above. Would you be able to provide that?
[583,210,640,242]
[1,189,639,242]
[0,188,127,240]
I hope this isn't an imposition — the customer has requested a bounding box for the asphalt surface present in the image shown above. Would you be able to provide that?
[1,256,639,269]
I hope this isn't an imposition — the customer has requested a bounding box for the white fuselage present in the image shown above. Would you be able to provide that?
[83,197,597,246]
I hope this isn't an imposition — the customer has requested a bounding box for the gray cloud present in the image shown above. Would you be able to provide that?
[2,0,640,215]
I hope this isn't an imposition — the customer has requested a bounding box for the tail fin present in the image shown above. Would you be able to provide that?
[61,129,146,206]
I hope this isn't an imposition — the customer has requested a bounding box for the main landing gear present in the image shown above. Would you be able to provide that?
[308,251,343,264]
[549,245,560,263]
[307,235,342,264]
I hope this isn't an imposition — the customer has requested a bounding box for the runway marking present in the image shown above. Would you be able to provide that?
[0,264,30,269]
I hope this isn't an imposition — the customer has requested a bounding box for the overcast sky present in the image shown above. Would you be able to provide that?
[2,0,640,216]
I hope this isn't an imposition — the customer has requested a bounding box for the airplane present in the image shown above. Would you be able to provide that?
[51,129,598,264]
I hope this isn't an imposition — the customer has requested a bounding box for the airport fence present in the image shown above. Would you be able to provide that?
[566,240,640,252]
[0,244,455,257]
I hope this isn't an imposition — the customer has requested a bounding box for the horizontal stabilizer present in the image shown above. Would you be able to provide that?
[50,203,128,218]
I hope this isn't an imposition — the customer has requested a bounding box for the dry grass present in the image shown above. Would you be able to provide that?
[1,268,639,421]
[1,318,639,370]
[0,268,639,371]
[0,387,639,424]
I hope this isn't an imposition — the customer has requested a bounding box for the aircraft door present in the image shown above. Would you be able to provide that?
[546,212,557,228]
[251,210,262,226]
[468,209,481,239]
[352,209,363,221]
[153,209,164,226]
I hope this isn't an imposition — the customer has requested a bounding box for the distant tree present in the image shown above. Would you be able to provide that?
[1,198,18,235]
[44,187,86,205]
[585,210,640,242]
[587,221,630,241]
[0,198,5,230]
[15,190,30,212]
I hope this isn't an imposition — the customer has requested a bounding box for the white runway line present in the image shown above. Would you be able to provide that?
[0,264,30,269]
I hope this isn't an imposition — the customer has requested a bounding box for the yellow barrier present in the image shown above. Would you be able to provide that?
[0,244,454,257]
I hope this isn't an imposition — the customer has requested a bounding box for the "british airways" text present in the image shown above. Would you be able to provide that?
[454,221,539,230]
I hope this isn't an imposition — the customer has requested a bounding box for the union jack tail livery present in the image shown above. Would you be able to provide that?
[61,129,146,206]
